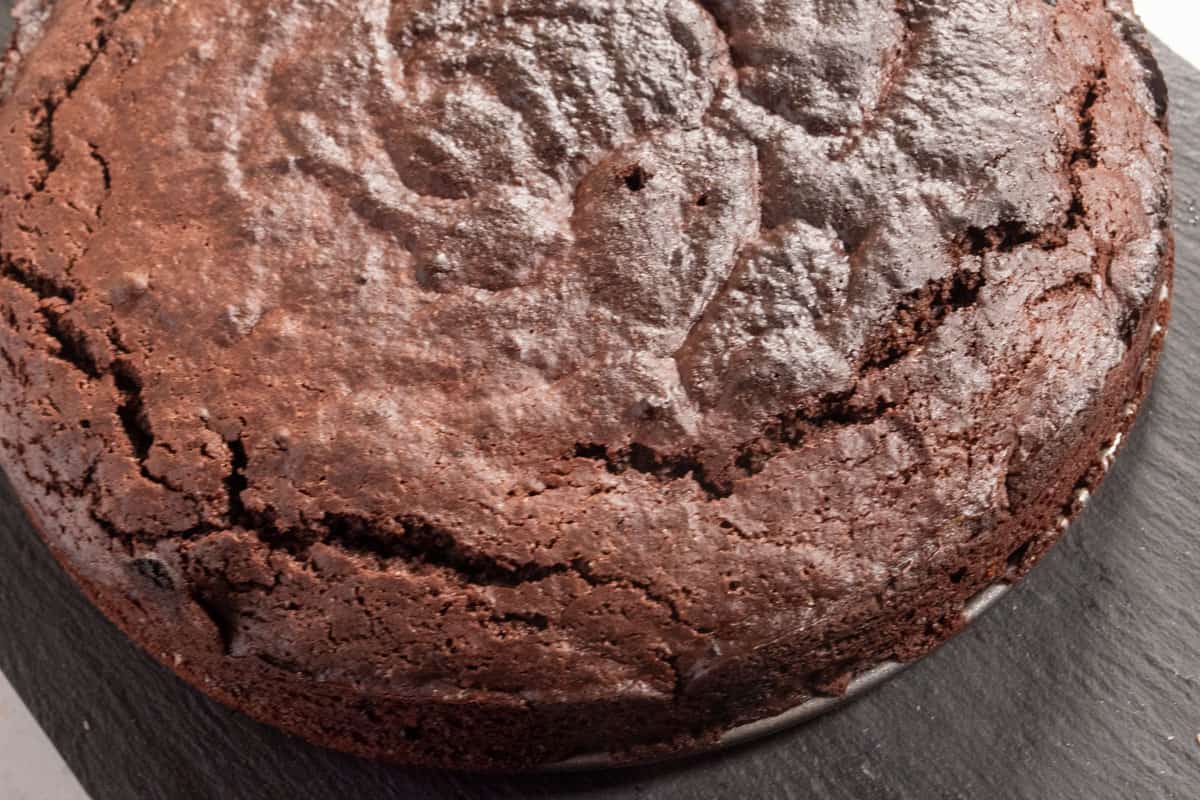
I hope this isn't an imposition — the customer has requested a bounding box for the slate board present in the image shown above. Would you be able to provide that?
[1,12,1198,800]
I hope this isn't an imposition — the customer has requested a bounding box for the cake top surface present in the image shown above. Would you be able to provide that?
[0,0,1169,706]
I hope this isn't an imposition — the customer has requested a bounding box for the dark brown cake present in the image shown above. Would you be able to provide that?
[0,0,1172,770]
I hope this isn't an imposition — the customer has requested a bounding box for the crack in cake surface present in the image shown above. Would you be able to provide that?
[27,0,135,194]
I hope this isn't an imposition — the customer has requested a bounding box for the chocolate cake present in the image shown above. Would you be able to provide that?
[0,0,1171,770]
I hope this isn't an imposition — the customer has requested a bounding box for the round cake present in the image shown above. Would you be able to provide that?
[0,0,1171,770]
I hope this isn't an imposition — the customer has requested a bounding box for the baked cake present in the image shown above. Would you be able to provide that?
[0,0,1172,769]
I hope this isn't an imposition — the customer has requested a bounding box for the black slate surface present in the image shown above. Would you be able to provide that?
[1,10,1198,799]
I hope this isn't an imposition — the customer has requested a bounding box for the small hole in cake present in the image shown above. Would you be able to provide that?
[1007,538,1033,569]
[696,192,709,207]
[132,556,174,590]
[949,567,967,584]
[623,164,648,192]
[574,442,608,461]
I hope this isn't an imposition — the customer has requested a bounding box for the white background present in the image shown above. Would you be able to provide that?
[1133,2,1200,69]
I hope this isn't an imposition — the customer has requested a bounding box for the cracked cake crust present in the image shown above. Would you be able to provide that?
[0,0,1172,769]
